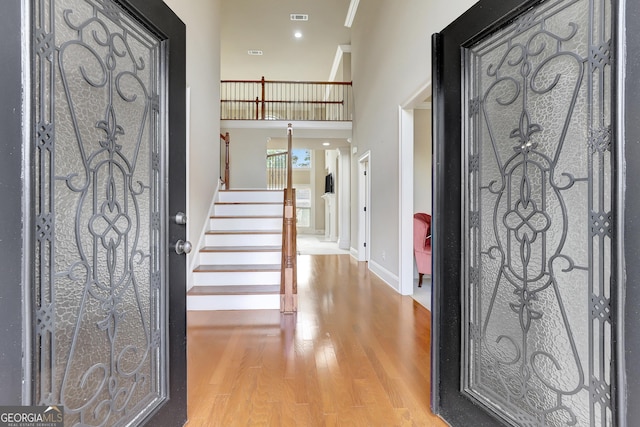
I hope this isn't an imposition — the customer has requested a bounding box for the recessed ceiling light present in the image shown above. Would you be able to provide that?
[323,142,330,146]
[294,31,302,39]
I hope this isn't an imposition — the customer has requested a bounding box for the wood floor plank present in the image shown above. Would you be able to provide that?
[186,254,447,426]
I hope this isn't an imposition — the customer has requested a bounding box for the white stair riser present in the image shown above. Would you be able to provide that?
[219,191,283,203]
[199,251,281,265]
[209,217,282,231]
[193,271,281,286]
[205,233,281,246]
[187,294,280,310]
[214,204,283,216]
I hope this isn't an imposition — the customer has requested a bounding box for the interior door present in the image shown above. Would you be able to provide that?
[29,0,186,425]
[432,0,620,425]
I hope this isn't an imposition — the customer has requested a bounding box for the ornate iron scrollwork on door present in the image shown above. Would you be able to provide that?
[464,0,612,425]
[34,0,166,425]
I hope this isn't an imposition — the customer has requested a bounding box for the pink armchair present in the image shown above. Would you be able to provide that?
[413,213,432,287]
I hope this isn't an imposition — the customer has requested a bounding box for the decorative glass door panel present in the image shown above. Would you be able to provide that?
[33,0,167,425]
[464,0,612,425]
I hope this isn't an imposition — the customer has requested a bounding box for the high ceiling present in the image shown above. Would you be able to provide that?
[220,0,353,82]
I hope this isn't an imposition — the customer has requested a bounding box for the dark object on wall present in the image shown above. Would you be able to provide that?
[324,173,334,194]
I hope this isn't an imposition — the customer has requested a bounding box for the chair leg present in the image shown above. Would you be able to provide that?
[418,273,423,287]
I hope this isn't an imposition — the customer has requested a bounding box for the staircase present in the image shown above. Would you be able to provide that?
[187,189,283,310]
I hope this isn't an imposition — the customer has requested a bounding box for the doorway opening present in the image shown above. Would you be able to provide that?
[399,85,433,308]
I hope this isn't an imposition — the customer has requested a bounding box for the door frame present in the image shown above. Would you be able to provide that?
[0,0,27,405]
[358,151,371,262]
[620,0,640,423]
[398,83,432,296]
[3,0,187,424]
[134,0,188,424]
[431,0,636,425]
[398,106,415,295]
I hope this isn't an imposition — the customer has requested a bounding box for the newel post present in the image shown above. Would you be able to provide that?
[281,123,297,313]
[224,132,230,189]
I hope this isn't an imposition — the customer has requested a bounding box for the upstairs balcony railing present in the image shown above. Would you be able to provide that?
[221,76,352,121]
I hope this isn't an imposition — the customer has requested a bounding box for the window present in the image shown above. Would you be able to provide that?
[265,148,313,228]
[296,186,311,228]
[291,149,311,168]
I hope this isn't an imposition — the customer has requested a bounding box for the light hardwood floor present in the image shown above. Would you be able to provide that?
[186,254,446,426]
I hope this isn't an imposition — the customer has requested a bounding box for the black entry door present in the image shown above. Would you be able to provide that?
[25,0,187,425]
[430,0,633,425]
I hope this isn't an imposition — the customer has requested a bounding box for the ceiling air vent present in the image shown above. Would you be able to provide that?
[247,50,263,56]
[290,13,308,21]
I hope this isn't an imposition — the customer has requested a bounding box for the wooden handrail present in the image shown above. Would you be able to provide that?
[281,123,297,313]
[221,78,352,86]
[220,132,230,189]
[266,151,287,158]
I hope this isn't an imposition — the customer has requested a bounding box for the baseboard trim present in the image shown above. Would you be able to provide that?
[337,238,350,250]
[349,247,358,260]
[368,259,400,292]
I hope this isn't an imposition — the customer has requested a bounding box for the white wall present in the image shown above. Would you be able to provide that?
[414,108,432,214]
[220,128,271,188]
[222,124,352,189]
[350,0,477,280]
[163,0,221,279]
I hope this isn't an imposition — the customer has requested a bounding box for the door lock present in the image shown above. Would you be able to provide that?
[173,240,192,255]
[173,212,187,225]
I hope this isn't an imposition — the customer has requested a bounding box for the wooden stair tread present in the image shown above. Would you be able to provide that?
[201,245,281,252]
[205,229,282,235]
[188,285,280,295]
[194,264,281,273]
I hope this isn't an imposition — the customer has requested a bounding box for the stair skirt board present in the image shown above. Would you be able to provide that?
[187,294,280,310]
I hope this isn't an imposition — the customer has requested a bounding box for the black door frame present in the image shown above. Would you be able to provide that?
[620,0,640,424]
[0,1,187,424]
[0,0,27,405]
[121,0,188,425]
[431,0,639,425]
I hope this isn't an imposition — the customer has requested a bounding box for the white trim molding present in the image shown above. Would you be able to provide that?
[337,146,351,250]
[220,119,352,131]
[369,259,400,292]
[398,106,414,296]
[344,0,360,28]
[329,44,352,83]
[358,151,371,262]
